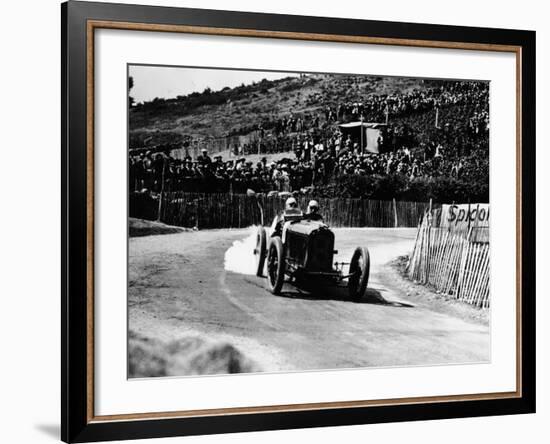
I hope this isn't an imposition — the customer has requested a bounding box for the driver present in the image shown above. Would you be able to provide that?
[284,197,301,215]
[305,199,323,221]
[271,197,302,236]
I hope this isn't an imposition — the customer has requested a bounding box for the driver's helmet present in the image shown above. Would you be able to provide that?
[284,197,302,216]
[285,197,298,211]
[307,200,319,214]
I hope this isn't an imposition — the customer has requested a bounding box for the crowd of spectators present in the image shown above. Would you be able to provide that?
[332,81,488,124]
[229,81,487,156]
[130,142,487,197]
[129,81,489,200]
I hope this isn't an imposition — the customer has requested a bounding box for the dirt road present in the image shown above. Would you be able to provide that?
[129,227,490,374]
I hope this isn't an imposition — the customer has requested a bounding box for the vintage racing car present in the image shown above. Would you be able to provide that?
[253,210,370,301]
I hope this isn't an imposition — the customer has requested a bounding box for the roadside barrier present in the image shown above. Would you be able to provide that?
[406,210,490,308]
[130,191,432,229]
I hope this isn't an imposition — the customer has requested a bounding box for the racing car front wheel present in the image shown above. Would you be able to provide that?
[254,226,267,277]
[266,237,285,295]
[348,246,370,302]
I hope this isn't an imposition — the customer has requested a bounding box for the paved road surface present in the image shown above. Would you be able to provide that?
[129,228,490,374]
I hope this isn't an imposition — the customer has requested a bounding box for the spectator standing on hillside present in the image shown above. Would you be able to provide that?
[197,149,212,167]
[303,138,312,162]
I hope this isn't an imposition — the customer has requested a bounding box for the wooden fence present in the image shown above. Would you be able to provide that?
[130,192,432,229]
[406,212,490,308]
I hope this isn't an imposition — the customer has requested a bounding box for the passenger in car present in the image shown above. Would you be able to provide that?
[305,200,323,221]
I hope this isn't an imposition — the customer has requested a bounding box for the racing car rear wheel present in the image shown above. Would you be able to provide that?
[348,246,370,302]
[266,237,285,295]
[254,226,267,277]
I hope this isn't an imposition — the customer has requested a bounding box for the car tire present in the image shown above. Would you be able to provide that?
[266,237,285,295]
[254,226,267,277]
[348,246,370,301]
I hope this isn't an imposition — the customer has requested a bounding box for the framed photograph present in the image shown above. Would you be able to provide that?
[61,1,535,442]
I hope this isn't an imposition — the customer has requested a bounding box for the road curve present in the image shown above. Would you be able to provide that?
[129,228,490,374]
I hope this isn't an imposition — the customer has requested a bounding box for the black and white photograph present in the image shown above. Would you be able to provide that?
[0,0,543,441]
[127,65,491,378]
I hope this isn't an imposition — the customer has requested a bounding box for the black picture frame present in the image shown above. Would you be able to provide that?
[61,1,536,442]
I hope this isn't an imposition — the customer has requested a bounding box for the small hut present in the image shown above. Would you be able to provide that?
[338,122,387,154]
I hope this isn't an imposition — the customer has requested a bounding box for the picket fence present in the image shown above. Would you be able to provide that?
[130,191,432,229]
[406,212,490,308]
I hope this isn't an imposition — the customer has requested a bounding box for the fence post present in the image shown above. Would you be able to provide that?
[467,201,471,233]
[195,199,200,229]
[392,198,398,227]
[157,192,163,222]
[156,159,167,222]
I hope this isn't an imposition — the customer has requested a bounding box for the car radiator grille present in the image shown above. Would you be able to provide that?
[308,230,335,271]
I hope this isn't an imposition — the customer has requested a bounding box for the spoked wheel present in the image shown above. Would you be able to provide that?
[254,226,267,277]
[266,237,285,294]
[348,246,370,301]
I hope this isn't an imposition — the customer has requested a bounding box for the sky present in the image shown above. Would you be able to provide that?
[129,65,298,103]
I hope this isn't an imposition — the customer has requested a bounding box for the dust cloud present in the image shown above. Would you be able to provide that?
[224,227,261,275]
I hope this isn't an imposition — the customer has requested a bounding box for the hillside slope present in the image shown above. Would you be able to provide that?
[129,73,432,147]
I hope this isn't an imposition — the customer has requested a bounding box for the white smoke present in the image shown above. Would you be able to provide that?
[224,227,260,275]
